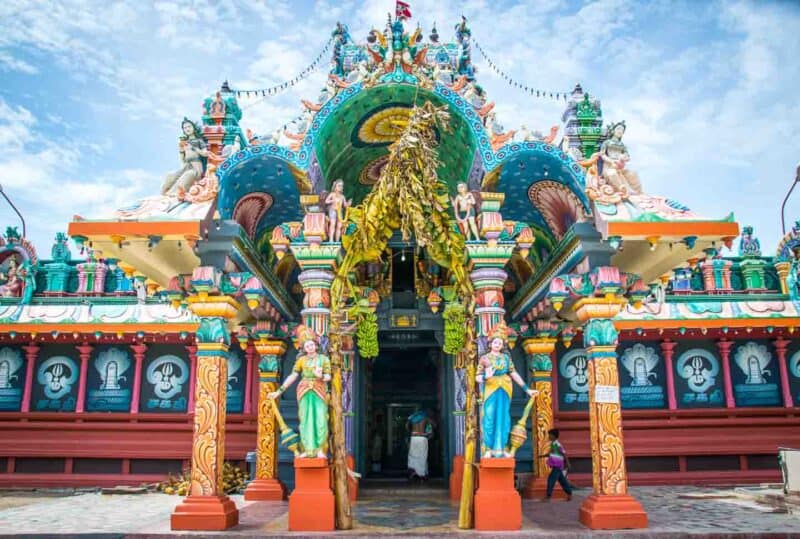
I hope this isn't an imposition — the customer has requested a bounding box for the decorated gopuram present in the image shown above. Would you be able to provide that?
[1,8,800,532]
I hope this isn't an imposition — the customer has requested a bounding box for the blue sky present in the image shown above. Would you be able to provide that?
[0,0,798,257]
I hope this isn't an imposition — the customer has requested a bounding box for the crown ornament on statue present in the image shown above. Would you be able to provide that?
[488,322,516,349]
[293,324,318,349]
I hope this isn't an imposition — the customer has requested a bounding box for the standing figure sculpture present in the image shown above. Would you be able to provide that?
[161,118,208,197]
[269,326,331,458]
[325,179,351,243]
[598,121,641,195]
[451,183,480,241]
[476,324,537,458]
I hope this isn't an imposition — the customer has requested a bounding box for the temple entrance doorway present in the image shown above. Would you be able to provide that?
[365,345,445,481]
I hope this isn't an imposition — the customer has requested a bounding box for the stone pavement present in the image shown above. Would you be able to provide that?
[0,485,798,537]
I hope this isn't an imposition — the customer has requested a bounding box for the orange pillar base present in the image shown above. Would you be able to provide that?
[170,495,239,531]
[244,478,287,501]
[449,454,464,501]
[346,454,358,502]
[579,494,648,530]
[474,458,521,531]
[289,457,335,532]
[523,475,569,500]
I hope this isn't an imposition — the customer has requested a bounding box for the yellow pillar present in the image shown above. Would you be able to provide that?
[521,337,558,499]
[573,297,646,530]
[244,339,288,501]
[774,261,791,295]
[171,294,240,531]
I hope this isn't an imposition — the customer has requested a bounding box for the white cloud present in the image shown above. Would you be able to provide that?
[0,0,798,257]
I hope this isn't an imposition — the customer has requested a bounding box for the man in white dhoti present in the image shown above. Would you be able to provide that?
[407,409,434,480]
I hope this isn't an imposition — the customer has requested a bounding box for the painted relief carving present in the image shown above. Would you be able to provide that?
[676,349,723,405]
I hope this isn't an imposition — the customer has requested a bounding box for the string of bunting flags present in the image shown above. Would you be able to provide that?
[233,37,333,98]
[473,39,568,102]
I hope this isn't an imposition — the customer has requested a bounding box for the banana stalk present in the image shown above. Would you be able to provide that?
[458,323,478,528]
[327,101,476,529]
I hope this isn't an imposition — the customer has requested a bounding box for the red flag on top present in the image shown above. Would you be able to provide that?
[396,0,412,20]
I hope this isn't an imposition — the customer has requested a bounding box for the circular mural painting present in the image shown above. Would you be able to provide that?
[355,105,414,145]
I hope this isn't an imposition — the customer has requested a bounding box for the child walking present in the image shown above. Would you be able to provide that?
[543,428,573,501]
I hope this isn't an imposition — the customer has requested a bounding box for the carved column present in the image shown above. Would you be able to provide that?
[340,332,358,501]
[243,341,256,415]
[774,261,792,295]
[171,289,239,531]
[129,343,147,414]
[660,340,678,411]
[548,267,648,530]
[341,334,356,453]
[575,299,646,529]
[20,343,39,413]
[186,345,198,413]
[773,338,794,408]
[470,267,507,337]
[716,340,736,408]
[522,336,558,499]
[75,343,93,413]
[297,269,334,337]
[458,240,515,508]
[244,339,287,501]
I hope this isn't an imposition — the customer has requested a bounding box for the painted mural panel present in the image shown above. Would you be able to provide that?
[86,346,132,412]
[618,343,666,409]
[31,345,79,412]
[226,343,245,414]
[557,346,589,411]
[674,346,724,408]
[731,341,780,407]
[789,349,800,406]
[140,345,189,413]
[0,347,25,411]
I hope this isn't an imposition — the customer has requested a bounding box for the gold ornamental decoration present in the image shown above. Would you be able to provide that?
[189,342,229,496]
[533,381,552,478]
[587,347,628,495]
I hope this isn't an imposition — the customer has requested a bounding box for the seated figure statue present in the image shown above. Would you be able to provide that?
[161,118,208,197]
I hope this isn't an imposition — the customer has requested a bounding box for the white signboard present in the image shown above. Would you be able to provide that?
[594,385,620,404]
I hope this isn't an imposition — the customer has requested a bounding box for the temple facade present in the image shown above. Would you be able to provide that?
[0,15,799,525]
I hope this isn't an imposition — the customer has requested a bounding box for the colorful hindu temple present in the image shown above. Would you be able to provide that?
[1,10,799,532]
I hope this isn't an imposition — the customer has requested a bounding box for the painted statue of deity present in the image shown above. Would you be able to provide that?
[269,326,331,458]
[325,179,351,243]
[476,324,537,458]
[0,257,22,297]
[598,121,641,195]
[738,226,762,257]
[161,118,208,197]
[451,183,480,241]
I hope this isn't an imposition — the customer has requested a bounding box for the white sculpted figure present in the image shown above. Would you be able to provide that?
[598,121,641,195]
[325,179,351,243]
[451,183,480,241]
[161,118,208,196]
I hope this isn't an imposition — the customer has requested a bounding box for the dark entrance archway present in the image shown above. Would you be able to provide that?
[365,345,445,481]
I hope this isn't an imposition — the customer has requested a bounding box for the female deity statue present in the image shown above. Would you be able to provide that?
[269,326,331,458]
[598,121,641,195]
[476,324,537,458]
[0,257,22,297]
[161,118,208,197]
[451,183,480,241]
[325,179,351,243]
